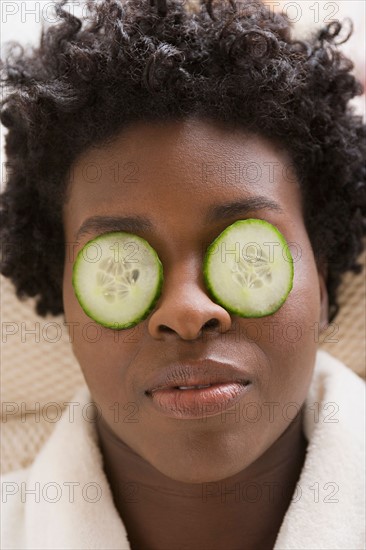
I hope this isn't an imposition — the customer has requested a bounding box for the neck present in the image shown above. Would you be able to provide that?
[96,410,308,550]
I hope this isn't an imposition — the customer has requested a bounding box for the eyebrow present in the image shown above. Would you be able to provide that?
[75,196,283,239]
[75,216,153,240]
[205,196,283,224]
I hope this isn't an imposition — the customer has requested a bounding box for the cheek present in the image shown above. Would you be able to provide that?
[254,243,321,403]
[62,259,141,397]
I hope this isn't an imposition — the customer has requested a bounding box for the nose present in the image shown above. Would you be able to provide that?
[147,259,232,341]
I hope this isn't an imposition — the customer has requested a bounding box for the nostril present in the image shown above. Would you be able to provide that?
[159,324,175,333]
[203,318,219,329]
[158,319,219,334]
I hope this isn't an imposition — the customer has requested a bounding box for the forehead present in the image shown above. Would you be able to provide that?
[63,117,302,237]
[67,117,296,184]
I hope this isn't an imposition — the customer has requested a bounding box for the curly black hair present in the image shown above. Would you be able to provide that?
[1,0,365,323]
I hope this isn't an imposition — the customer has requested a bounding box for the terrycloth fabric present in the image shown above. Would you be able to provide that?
[1,349,365,550]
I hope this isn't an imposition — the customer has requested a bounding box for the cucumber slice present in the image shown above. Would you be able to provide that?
[203,219,293,317]
[72,232,163,329]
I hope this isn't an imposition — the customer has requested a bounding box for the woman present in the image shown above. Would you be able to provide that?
[1,0,365,548]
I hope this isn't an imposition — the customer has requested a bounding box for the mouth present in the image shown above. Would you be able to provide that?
[144,359,252,394]
[144,359,253,419]
[146,381,250,393]
[166,383,231,390]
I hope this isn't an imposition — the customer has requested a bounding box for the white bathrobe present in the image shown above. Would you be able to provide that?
[1,349,365,550]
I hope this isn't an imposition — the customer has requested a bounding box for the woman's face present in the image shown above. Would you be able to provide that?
[62,118,327,483]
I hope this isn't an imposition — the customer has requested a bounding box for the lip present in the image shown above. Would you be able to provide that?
[144,359,253,419]
[145,359,252,393]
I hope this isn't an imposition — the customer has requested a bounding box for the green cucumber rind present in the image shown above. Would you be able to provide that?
[202,219,294,318]
[72,231,164,330]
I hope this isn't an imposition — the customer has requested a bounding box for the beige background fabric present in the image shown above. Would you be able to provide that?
[1,276,85,475]
[319,248,366,379]
[1,244,365,475]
